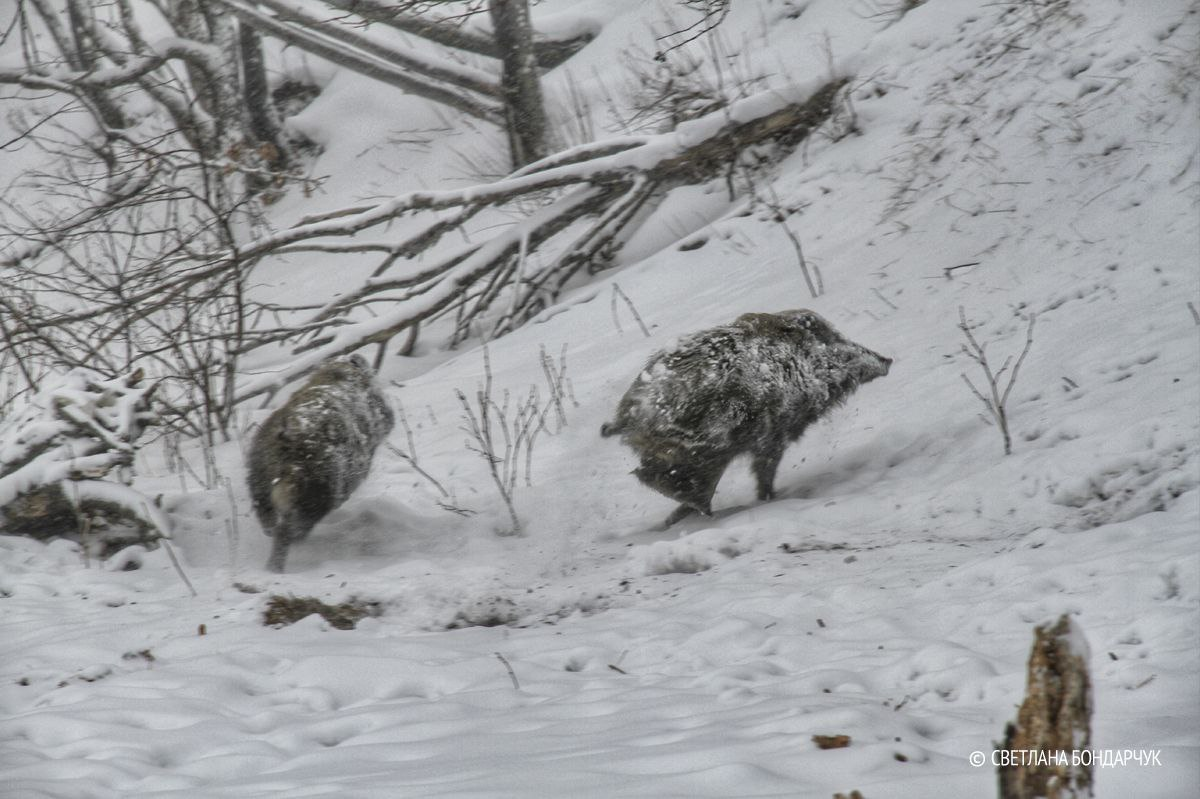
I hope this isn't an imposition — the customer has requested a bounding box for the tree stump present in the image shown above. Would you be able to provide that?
[998,614,1093,799]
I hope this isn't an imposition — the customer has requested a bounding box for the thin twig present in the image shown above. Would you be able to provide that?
[457,358,522,535]
[387,398,456,500]
[943,261,981,278]
[387,443,451,498]
[610,287,625,334]
[222,476,241,536]
[494,652,520,690]
[612,283,652,337]
[779,217,819,298]
[756,185,820,298]
[539,343,573,432]
[871,287,898,310]
[159,538,198,598]
[999,315,1037,409]
[957,307,1036,456]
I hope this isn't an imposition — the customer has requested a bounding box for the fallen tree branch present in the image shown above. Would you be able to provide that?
[213,76,851,407]
[5,73,852,426]
[237,77,847,264]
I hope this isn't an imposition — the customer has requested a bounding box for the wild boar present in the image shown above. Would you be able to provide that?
[601,309,890,527]
[246,355,394,572]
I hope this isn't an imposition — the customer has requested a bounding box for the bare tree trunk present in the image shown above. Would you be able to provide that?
[489,0,548,168]
[239,22,288,174]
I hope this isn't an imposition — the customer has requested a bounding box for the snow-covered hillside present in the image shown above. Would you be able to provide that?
[2,0,1197,796]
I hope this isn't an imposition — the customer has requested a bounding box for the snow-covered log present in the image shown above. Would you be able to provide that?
[0,368,168,555]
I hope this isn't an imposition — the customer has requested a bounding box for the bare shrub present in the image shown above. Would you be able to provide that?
[958,307,1036,456]
[456,345,574,535]
[386,398,474,517]
[609,284,653,337]
[750,186,824,299]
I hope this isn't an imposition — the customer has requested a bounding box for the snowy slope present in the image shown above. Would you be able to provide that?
[2,0,1198,797]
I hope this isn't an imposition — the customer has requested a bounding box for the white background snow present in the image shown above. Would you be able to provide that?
[1,0,1197,796]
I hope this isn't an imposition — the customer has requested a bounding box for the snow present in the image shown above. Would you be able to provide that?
[2,0,1198,797]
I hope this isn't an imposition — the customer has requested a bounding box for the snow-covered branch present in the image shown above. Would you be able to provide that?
[213,0,503,121]
[232,76,848,263]
[0,369,165,545]
[0,33,221,91]
[236,0,500,95]
[322,0,595,68]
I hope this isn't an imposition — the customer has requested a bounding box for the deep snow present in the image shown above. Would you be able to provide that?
[2,0,1198,796]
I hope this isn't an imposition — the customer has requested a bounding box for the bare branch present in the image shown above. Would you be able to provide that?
[324,0,594,68]
[225,0,502,97]
[958,307,1037,456]
[213,0,503,121]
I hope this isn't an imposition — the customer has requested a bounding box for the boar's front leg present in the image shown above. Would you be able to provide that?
[659,465,722,529]
[751,439,788,501]
[661,503,697,529]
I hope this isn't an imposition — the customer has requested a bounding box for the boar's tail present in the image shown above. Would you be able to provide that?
[265,492,298,573]
[271,477,295,514]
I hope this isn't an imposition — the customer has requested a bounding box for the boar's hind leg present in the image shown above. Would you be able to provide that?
[751,441,787,501]
[265,517,300,573]
[266,532,290,573]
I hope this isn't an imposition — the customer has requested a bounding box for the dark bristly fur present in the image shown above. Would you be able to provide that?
[246,355,394,572]
[601,309,891,527]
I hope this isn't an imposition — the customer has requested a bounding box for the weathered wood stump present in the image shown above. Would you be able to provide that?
[998,614,1093,799]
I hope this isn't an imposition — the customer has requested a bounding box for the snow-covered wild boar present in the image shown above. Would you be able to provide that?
[247,355,394,572]
[601,310,891,527]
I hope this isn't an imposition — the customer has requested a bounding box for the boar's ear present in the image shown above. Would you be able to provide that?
[600,421,621,437]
